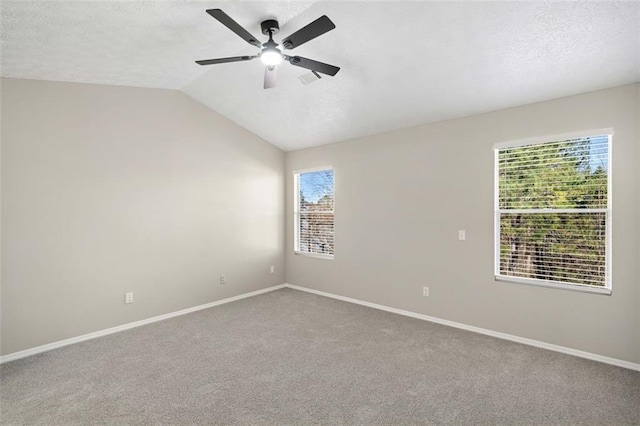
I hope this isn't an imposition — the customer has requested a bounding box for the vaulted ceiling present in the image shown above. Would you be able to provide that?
[2,1,639,151]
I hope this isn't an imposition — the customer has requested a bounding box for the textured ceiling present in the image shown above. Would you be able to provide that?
[2,1,639,151]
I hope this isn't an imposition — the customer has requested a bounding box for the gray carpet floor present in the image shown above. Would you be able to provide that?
[1,288,639,425]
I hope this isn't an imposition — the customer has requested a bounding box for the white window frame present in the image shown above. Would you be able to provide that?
[493,129,613,295]
[293,166,335,260]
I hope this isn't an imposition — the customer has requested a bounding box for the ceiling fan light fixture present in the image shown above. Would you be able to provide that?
[261,48,282,66]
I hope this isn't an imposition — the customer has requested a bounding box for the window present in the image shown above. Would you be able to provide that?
[494,131,611,294]
[294,167,334,258]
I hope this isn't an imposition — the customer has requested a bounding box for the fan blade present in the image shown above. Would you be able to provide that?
[206,9,262,47]
[264,66,277,89]
[281,15,335,50]
[286,55,340,76]
[196,55,257,66]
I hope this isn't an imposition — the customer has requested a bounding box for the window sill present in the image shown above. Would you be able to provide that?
[294,251,334,260]
[495,275,611,295]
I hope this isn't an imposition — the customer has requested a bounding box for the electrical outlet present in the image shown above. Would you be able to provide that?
[270,265,275,274]
[423,287,429,297]
[458,230,466,241]
[125,292,134,304]
[220,275,226,285]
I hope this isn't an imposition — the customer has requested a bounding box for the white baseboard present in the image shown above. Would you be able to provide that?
[0,284,286,365]
[284,283,640,372]
[4,282,638,372]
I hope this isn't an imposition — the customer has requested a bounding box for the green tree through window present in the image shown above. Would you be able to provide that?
[496,135,610,289]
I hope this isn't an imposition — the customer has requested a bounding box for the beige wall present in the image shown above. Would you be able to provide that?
[636,84,640,359]
[1,78,285,355]
[286,84,640,364]
[2,78,638,364]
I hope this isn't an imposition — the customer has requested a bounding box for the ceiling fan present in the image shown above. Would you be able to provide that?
[196,9,340,89]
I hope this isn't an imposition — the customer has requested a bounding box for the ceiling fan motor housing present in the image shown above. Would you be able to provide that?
[261,19,280,35]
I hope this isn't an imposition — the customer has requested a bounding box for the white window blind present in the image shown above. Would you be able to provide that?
[294,168,334,257]
[495,134,611,291]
